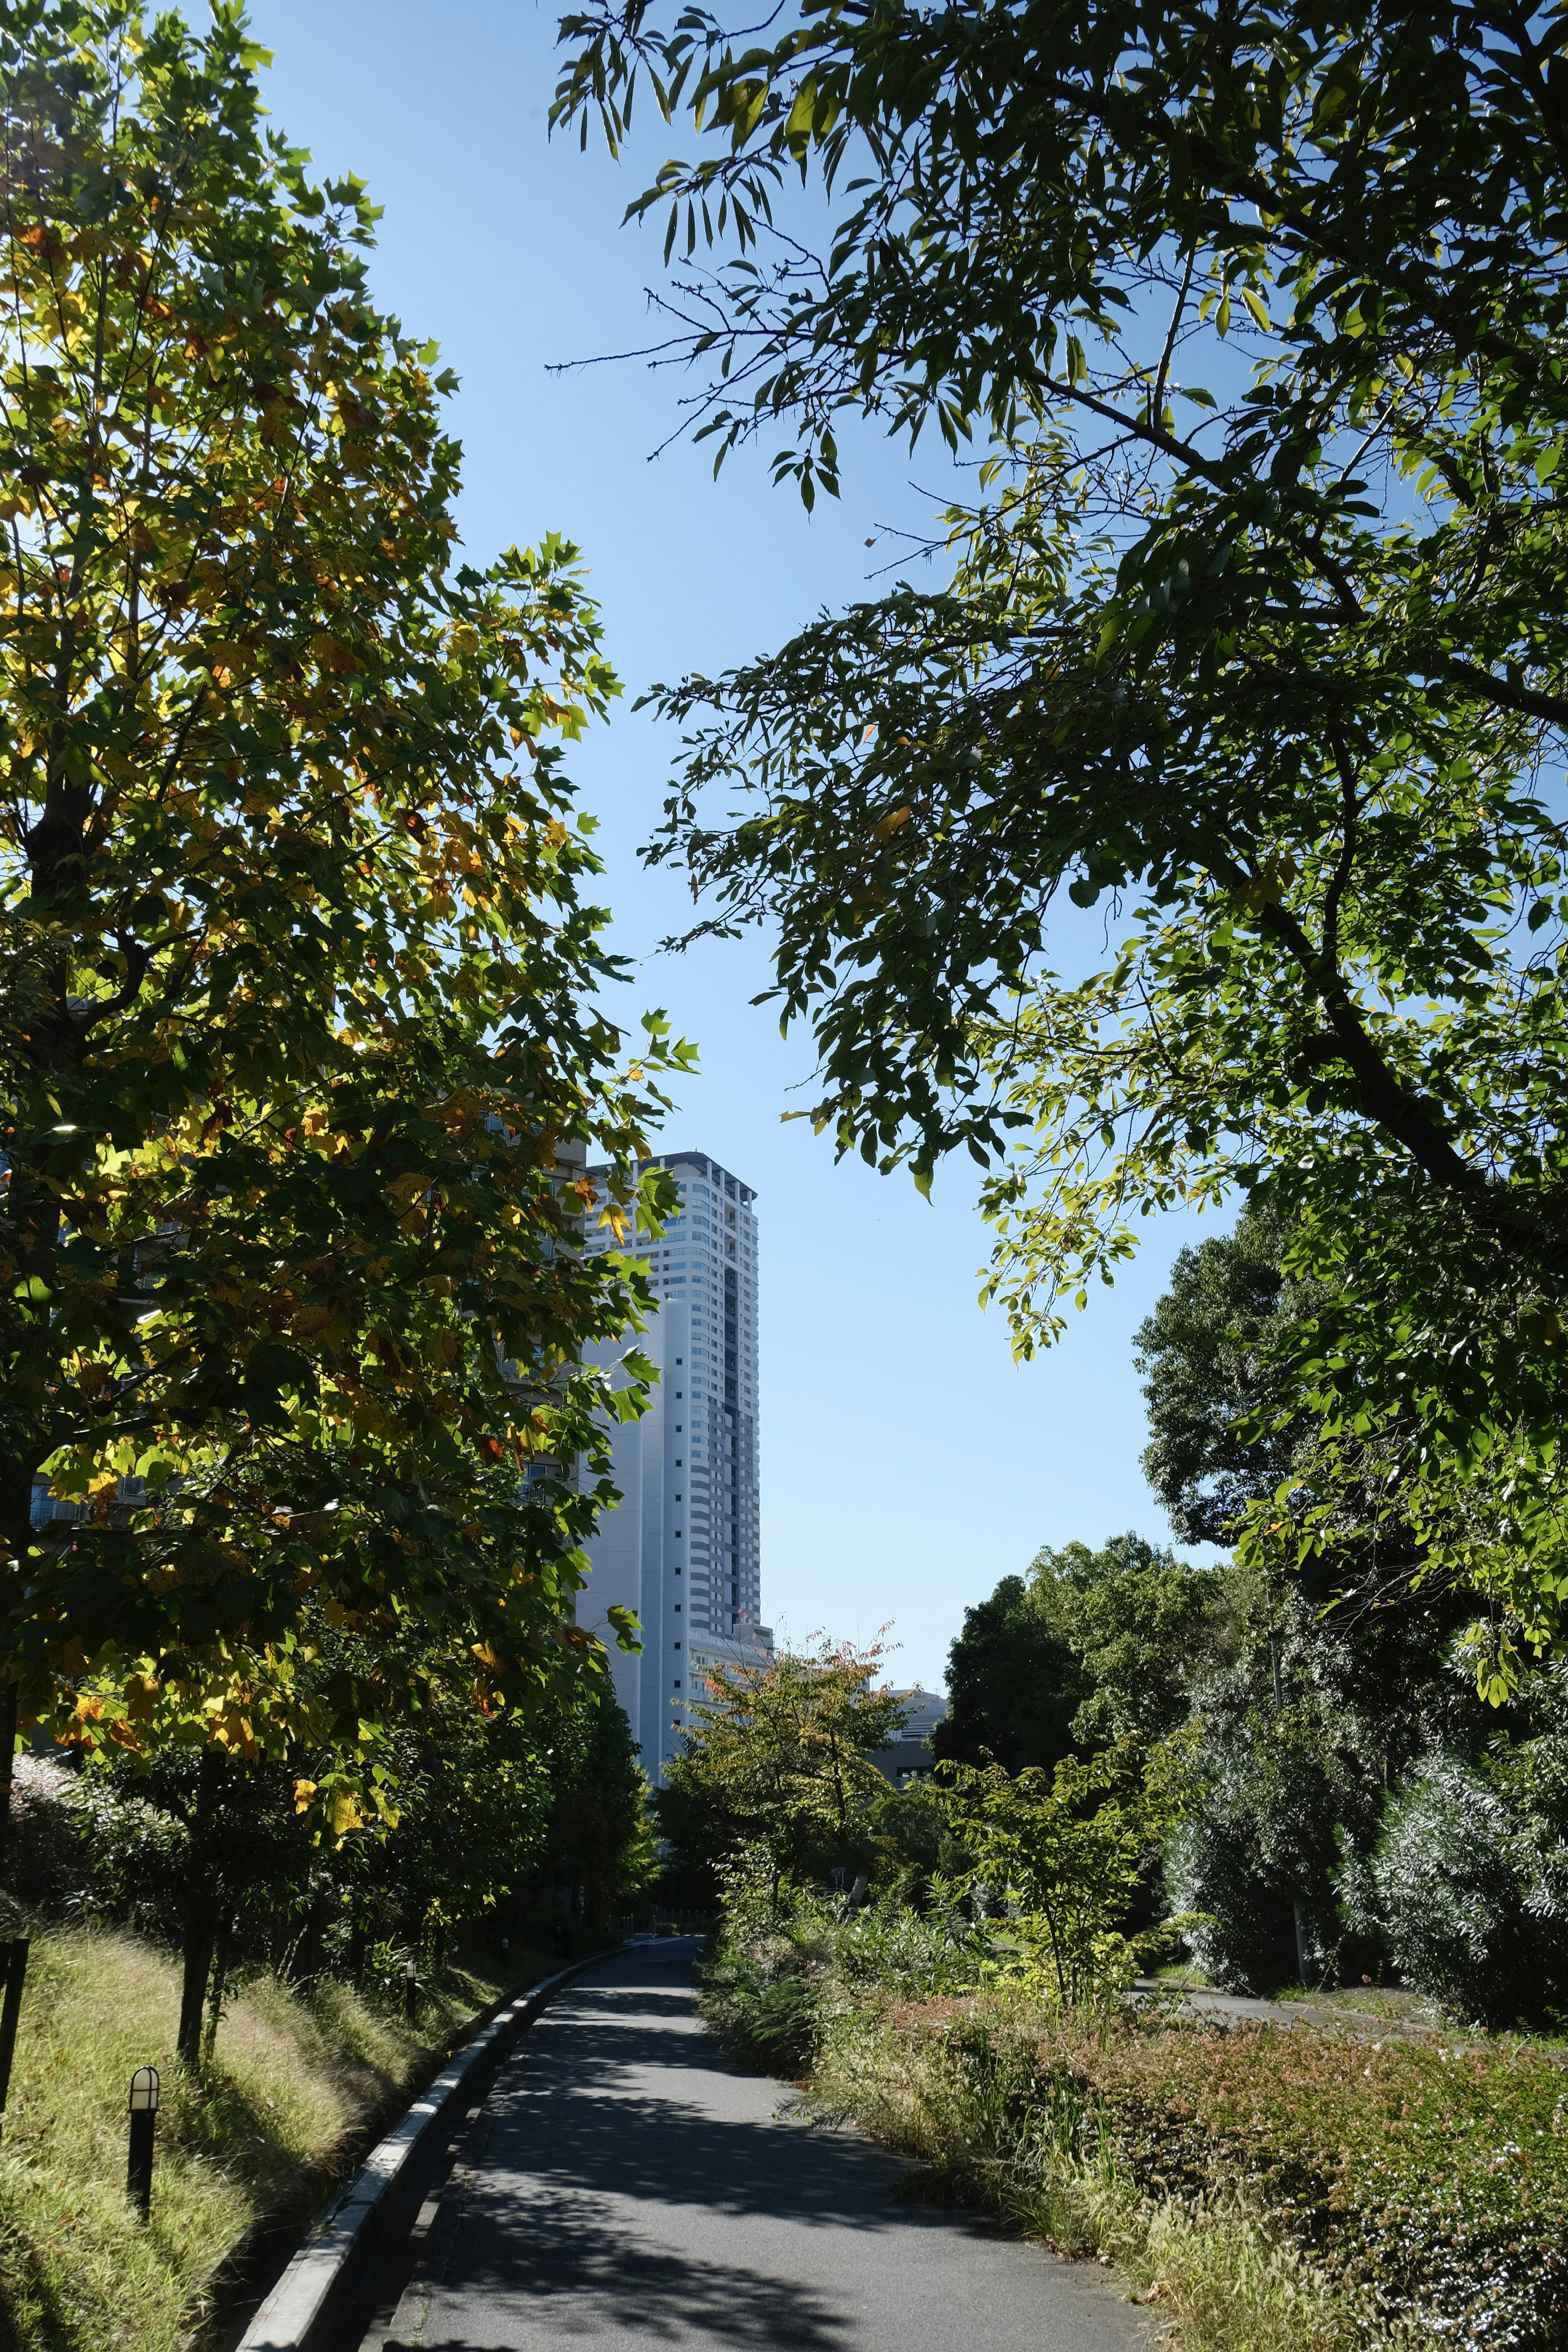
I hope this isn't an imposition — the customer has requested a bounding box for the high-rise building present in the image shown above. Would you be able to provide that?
[577,1149,770,1782]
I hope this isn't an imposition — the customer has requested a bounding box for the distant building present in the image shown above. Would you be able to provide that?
[576,1149,770,1784]
[871,1686,949,1784]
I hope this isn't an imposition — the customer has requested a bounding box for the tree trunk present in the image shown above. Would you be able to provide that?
[284,1889,328,1985]
[201,1916,232,2071]
[176,1750,222,2067]
[0,1681,20,1899]
[1292,1895,1312,1989]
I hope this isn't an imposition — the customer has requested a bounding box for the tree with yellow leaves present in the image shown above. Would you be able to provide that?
[0,0,688,1869]
[664,1634,908,1904]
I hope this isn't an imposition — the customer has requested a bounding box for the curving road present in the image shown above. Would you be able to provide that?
[373,1939,1148,2352]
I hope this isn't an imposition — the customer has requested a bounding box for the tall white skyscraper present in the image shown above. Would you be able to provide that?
[577,1149,770,1782]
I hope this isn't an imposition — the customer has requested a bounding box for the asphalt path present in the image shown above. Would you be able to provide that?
[374,1938,1149,2352]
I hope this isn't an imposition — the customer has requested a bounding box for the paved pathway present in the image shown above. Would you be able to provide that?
[378,1940,1149,2352]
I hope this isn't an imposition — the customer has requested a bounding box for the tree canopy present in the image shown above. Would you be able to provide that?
[663,1633,908,1882]
[554,0,1568,1666]
[0,0,690,1825]
[937,1532,1220,1773]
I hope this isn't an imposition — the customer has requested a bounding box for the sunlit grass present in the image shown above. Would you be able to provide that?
[0,1927,504,2352]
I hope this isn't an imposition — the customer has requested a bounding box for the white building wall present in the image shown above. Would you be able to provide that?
[578,1149,770,1783]
[576,1409,646,1739]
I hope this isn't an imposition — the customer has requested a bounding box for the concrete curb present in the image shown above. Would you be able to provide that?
[236,1947,623,2352]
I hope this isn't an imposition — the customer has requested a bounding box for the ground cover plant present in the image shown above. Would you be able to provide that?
[680,1667,1568,2352]
[701,1884,1568,2352]
[811,1994,1568,2352]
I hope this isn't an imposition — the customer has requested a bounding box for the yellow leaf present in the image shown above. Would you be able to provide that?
[873,806,913,842]
[329,1791,364,1835]
[125,1673,160,1721]
[311,633,357,676]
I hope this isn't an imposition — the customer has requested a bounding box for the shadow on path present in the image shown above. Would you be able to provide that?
[391,1942,1146,2352]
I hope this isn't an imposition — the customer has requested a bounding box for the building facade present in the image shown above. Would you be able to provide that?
[869,1688,951,1784]
[577,1149,771,1782]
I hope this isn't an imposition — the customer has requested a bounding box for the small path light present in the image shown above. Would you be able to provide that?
[404,1956,417,2027]
[127,2065,159,2223]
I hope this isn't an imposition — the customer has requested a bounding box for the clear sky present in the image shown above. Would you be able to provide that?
[241,0,1228,1690]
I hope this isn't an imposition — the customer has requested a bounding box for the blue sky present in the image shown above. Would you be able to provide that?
[243,0,1227,1689]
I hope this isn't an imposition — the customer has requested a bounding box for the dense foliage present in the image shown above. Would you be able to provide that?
[11,1669,655,2004]
[937,1532,1221,1772]
[934,1207,1568,2019]
[695,1771,1568,2350]
[0,0,692,1850]
[813,1993,1568,2352]
[553,0,1568,1666]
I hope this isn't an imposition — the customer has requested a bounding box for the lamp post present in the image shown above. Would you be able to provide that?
[127,2065,159,2222]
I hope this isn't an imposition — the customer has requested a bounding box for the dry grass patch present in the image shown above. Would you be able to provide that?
[0,1926,484,2352]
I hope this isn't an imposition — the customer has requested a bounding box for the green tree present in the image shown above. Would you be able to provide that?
[663,1633,908,1895]
[937,1536,1220,1773]
[0,0,691,1862]
[1134,1203,1479,1720]
[1132,1212,1486,1990]
[554,0,1568,1666]
[1033,1532,1221,1751]
[1135,1204,1318,1551]
[937,1731,1200,2009]
[531,1679,659,1931]
[934,1573,1088,1775]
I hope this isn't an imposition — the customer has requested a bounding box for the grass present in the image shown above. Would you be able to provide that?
[1268,1984,1438,2026]
[0,1924,521,2352]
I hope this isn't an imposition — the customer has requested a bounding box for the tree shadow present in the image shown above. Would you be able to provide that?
[416,2188,858,2348]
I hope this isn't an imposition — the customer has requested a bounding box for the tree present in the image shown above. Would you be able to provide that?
[1031,1532,1221,1751]
[936,1536,1220,1773]
[933,1572,1087,1775]
[1135,1201,1481,1700]
[662,1634,907,1893]
[530,1680,659,1931]
[935,1731,1200,2009]
[1132,1212,1488,1991]
[1135,1203,1318,1551]
[0,0,691,1865]
[553,0,1568,1664]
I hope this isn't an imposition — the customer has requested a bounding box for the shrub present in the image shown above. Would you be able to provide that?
[1359,1757,1565,2029]
[701,1944,821,2073]
[811,1992,1568,2352]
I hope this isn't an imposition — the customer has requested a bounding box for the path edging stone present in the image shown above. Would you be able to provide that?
[236,1947,624,2352]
